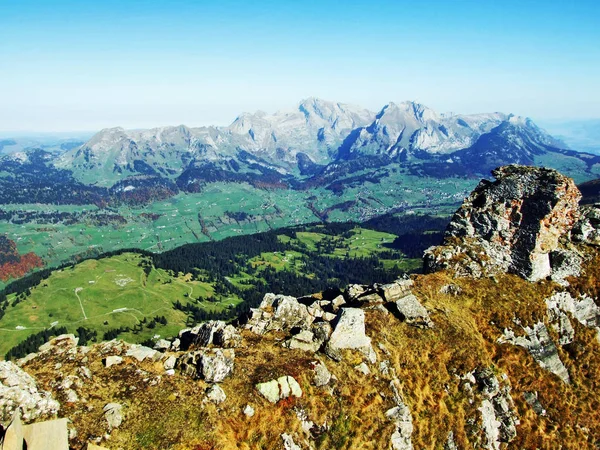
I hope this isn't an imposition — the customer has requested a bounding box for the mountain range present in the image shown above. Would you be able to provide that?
[2,98,598,197]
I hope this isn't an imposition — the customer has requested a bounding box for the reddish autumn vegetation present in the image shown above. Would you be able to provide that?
[0,236,44,281]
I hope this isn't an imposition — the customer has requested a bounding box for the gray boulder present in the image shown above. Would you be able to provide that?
[177,349,235,383]
[256,376,302,404]
[394,293,433,328]
[572,204,600,245]
[310,360,332,387]
[103,403,123,431]
[325,308,376,363]
[246,294,313,334]
[206,384,227,404]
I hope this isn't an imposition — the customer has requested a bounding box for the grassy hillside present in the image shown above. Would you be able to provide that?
[0,224,428,357]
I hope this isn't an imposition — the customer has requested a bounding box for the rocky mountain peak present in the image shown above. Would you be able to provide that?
[424,164,582,281]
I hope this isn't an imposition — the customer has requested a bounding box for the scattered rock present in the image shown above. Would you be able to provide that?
[103,403,123,431]
[572,204,600,246]
[246,294,313,334]
[499,322,570,383]
[354,362,371,375]
[523,391,546,416]
[163,355,177,371]
[550,248,582,286]
[38,334,79,354]
[153,339,171,351]
[310,361,331,387]
[0,361,60,423]
[125,345,160,363]
[379,279,414,302]
[474,368,519,447]
[206,384,226,404]
[394,293,433,328]
[387,379,413,450]
[104,356,123,368]
[256,376,302,404]
[178,321,241,350]
[243,404,255,418]
[281,433,302,450]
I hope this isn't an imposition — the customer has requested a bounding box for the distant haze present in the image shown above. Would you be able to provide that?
[1,0,599,132]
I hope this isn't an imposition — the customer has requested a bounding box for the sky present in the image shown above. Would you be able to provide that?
[0,0,599,132]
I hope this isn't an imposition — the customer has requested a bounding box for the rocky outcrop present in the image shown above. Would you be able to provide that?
[498,322,570,383]
[176,349,235,383]
[178,321,241,351]
[245,294,314,335]
[0,361,60,423]
[546,291,600,342]
[386,379,414,450]
[424,165,581,281]
[473,368,519,449]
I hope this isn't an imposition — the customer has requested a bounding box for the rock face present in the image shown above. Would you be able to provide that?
[0,361,60,423]
[546,291,600,341]
[424,165,581,281]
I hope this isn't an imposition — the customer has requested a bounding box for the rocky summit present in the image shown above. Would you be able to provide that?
[424,165,582,281]
[2,165,600,449]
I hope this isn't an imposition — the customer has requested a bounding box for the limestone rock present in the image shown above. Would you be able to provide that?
[0,361,60,423]
[499,322,570,383]
[125,345,161,363]
[387,379,413,450]
[206,384,226,404]
[310,360,332,387]
[243,404,255,417]
[281,433,302,450]
[104,355,123,368]
[38,334,79,354]
[394,293,433,328]
[256,376,302,404]
[177,349,235,383]
[379,279,414,302]
[325,308,375,363]
[178,321,241,350]
[523,391,546,416]
[549,249,582,286]
[474,368,519,446]
[572,204,600,246]
[153,339,171,351]
[163,355,177,371]
[103,403,123,431]
[284,322,331,353]
[21,417,69,450]
[424,165,581,281]
[246,294,313,334]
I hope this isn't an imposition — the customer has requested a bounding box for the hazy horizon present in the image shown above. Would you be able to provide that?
[1,0,599,132]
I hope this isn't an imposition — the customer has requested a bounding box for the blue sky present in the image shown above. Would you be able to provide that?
[0,0,599,131]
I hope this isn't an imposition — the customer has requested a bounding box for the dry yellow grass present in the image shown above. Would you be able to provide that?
[19,248,600,449]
